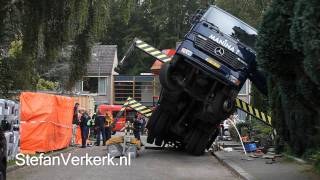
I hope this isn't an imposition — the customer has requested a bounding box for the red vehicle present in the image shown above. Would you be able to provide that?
[97,104,135,132]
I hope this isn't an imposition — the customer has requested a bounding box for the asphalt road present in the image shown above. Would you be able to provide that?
[8,137,238,180]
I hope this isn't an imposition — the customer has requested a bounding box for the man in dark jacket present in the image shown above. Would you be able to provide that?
[95,111,106,146]
[80,110,90,148]
[71,103,79,146]
[134,113,144,140]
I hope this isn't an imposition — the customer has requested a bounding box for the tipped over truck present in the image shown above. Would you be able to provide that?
[115,5,268,155]
[146,6,267,155]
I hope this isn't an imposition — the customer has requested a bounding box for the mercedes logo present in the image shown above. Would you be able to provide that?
[214,47,225,56]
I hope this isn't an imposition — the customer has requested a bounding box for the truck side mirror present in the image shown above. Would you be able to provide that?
[189,9,205,25]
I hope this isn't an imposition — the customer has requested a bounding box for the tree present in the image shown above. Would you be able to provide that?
[257,0,320,155]
[0,0,125,92]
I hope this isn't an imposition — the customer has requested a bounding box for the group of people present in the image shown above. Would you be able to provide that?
[71,103,146,148]
[71,103,113,148]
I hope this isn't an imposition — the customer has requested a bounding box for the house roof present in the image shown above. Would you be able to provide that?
[87,45,117,76]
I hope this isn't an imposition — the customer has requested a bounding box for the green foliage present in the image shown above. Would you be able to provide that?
[250,118,272,141]
[291,0,320,86]
[0,0,119,91]
[8,39,22,58]
[257,0,320,156]
[303,149,320,173]
[67,29,93,90]
[215,0,272,28]
[0,57,14,97]
[0,0,12,42]
[103,0,216,75]
[36,78,58,91]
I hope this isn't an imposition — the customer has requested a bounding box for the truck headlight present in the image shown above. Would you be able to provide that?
[228,75,240,86]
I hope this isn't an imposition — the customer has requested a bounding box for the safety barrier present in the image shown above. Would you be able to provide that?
[124,97,153,118]
[111,97,153,129]
[235,98,272,127]
[134,38,172,63]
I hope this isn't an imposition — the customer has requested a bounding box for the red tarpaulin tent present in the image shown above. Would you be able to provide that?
[20,92,75,153]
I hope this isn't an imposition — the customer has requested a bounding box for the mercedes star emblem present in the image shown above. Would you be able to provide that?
[214,47,225,56]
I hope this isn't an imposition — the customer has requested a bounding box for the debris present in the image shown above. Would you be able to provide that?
[266,156,277,164]
[244,143,257,152]
[265,160,277,164]
[125,144,138,158]
[263,155,275,159]
[223,147,233,152]
[107,144,123,158]
[106,136,124,145]
[267,147,276,152]
[249,154,259,158]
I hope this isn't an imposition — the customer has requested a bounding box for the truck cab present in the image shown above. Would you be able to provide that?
[178,5,258,90]
[147,5,265,155]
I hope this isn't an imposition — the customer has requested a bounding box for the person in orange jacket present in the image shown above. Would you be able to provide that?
[105,112,113,141]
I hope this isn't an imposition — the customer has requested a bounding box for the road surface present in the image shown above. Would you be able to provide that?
[8,137,238,180]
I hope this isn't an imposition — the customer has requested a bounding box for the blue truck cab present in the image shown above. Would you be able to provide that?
[176,5,259,92]
[148,5,267,155]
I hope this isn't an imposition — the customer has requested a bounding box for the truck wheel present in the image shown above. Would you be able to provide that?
[146,107,161,144]
[206,128,219,149]
[147,105,171,145]
[159,63,181,92]
[185,128,210,156]
[161,90,181,104]
[155,137,164,146]
[154,111,170,136]
[205,91,235,123]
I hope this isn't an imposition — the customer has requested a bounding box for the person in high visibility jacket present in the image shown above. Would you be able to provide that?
[105,112,113,141]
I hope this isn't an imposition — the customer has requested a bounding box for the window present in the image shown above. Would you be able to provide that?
[98,77,107,95]
[236,109,247,122]
[201,6,257,49]
[83,77,98,93]
[75,81,82,92]
[81,77,107,94]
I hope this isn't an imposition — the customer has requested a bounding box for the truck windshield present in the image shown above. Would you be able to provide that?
[201,6,257,49]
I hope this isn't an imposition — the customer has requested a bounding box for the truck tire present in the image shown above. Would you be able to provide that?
[204,91,235,123]
[161,90,181,104]
[185,128,210,155]
[159,63,181,92]
[154,111,170,136]
[146,107,161,144]
[155,136,164,146]
[147,105,171,145]
[206,128,219,149]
